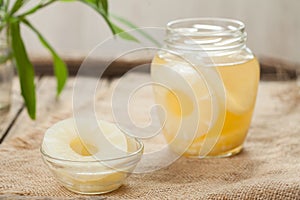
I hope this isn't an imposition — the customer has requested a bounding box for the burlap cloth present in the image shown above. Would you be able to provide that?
[0,80,299,199]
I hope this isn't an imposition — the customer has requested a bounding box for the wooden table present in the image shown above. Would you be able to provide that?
[1,74,300,199]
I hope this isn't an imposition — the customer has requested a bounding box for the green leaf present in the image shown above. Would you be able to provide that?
[111,23,139,42]
[78,1,139,42]
[4,0,10,12]
[16,0,55,19]
[78,0,116,34]
[11,21,36,119]
[23,19,68,96]
[79,0,98,7]
[111,14,161,47]
[98,0,108,14]
[10,0,24,15]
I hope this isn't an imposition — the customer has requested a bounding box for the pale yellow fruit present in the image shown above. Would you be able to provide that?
[151,54,225,155]
[42,118,132,192]
[42,118,128,161]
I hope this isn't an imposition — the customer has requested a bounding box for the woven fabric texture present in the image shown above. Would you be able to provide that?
[0,81,299,200]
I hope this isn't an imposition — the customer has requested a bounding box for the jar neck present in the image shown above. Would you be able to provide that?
[165,18,247,56]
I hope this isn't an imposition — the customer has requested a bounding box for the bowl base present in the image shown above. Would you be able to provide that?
[64,183,123,195]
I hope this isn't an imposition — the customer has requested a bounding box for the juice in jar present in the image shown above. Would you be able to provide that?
[151,53,260,157]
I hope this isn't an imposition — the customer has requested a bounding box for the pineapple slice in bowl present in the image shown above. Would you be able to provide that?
[41,118,143,194]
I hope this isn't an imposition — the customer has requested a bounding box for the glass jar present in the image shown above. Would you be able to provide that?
[0,35,14,112]
[151,18,260,158]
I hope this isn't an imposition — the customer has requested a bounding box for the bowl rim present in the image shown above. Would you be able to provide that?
[41,137,144,163]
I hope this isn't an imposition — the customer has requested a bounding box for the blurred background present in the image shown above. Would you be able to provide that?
[21,0,299,77]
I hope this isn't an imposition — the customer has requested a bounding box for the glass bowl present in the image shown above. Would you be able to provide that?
[41,136,143,194]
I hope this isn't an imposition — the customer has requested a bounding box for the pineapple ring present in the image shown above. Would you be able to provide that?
[42,118,128,161]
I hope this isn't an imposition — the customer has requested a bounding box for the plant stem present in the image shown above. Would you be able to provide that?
[4,0,10,12]
[17,0,55,18]
[101,13,116,35]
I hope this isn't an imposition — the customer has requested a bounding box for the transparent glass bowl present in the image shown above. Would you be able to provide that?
[41,137,143,194]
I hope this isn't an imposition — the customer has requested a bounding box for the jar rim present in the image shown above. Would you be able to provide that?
[167,18,245,36]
